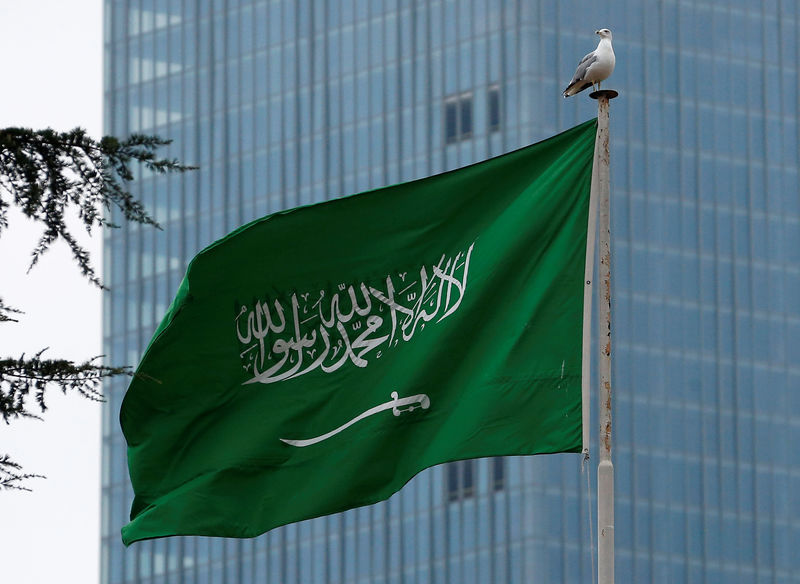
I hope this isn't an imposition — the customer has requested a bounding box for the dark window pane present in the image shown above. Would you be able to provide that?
[444,100,458,144]
[447,462,460,501]
[446,461,476,501]
[492,457,505,491]
[488,85,500,131]
[462,459,474,497]
[459,95,473,138]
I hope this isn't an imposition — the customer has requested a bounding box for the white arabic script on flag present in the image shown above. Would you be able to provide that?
[235,242,475,385]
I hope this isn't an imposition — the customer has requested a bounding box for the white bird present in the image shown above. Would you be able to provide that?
[563,29,616,97]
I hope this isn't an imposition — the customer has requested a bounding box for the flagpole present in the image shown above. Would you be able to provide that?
[590,88,617,584]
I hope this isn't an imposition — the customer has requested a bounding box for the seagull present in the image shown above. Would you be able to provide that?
[563,29,616,97]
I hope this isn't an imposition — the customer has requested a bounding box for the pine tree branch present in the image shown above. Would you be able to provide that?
[0,455,44,491]
[0,350,132,424]
[0,126,196,288]
[0,297,22,323]
[0,352,133,491]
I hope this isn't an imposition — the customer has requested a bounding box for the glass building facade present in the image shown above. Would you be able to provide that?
[101,1,800,582]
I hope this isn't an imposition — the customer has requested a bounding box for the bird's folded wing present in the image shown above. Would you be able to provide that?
[571,52,598,83]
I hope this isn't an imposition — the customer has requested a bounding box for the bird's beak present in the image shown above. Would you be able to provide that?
[595,30,601,35]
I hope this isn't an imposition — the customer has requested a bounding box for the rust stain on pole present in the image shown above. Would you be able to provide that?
[591,87,618,584]
[594,91,614,464]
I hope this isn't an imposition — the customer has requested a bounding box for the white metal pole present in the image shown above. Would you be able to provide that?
[590,88,617,584]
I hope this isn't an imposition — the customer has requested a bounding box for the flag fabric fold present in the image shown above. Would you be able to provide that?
[120,119,597,545]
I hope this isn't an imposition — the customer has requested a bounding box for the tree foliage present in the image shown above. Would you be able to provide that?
[0,455,43,491]
[0,127,194,490]
[0,127,193,286]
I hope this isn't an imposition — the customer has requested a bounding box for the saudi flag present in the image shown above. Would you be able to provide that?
[121,119,597,545]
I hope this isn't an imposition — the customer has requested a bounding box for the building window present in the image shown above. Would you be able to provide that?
[447,460,476,501]
[488,84,501,132]
[459,95,473,138]
[445,98,458,144]
[492,457,505,491]
[444,92,474,144]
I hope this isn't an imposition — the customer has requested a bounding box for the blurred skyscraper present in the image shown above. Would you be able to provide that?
[102,1,799,582]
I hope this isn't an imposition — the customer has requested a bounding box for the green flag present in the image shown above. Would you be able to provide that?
[121,119,597,545]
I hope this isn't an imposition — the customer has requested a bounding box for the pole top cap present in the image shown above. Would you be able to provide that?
[589,89,619,100]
